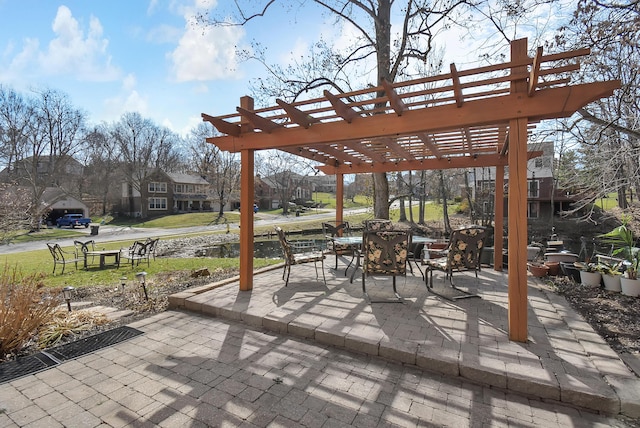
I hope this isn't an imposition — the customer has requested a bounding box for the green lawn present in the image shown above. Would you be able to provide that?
[0,241,279,290]
[5,227,86,244]
[110,212,241,228]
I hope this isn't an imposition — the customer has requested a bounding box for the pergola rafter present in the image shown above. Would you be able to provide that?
[202,38,620,342]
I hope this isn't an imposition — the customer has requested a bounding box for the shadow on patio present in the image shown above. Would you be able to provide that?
[169,260,640,417]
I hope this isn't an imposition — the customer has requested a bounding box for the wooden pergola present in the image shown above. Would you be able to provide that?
[202,38,619,342]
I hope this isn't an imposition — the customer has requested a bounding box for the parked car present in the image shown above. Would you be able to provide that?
[56,214,91,228]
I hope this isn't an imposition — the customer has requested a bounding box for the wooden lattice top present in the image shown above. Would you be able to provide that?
[202,39,619,175]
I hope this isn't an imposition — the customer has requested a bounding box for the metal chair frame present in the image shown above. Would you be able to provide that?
[275,226,326,287]
[47,243,82,275]
[322,221,356,272]
[120,240,151,267]
[423,226,487,300]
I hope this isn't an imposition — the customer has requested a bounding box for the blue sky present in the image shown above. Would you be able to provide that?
[0,1,564,138]
[0,1,334,136]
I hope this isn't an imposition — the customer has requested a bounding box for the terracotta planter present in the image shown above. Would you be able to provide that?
[620,277,640,297]
[528,262,549,278]
[579,271,602,288]
[602,274,622,292]
[544,261,560,276]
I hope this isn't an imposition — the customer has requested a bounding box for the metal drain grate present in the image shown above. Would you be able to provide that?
[0,326,143,384]
[47,326,143,361]
[0,352,58,384]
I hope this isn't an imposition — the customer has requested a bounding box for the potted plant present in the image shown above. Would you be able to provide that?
[596,262,622,292]
[574,262,602,288]
[621,251,640,296]
[598,219,640,296]
[527,261,549,278]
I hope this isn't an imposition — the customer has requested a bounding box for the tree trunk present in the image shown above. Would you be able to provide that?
[373,172,389,219]
[419,171,426,224]
[439,171,451,235]
[397,171,406,222]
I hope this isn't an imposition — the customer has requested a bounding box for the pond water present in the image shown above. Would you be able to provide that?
[196,239,326,259]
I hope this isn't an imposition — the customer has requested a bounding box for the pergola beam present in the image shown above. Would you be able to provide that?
[202,113,241,137]
[381,79,407,115]
[209,81,620,152]
[316,151,543,175]
[324,90,359,123]
[528,46,544,96]
[276,99,320,128]
[236,107,282,133]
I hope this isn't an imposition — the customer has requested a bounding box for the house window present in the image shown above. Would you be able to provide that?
[528,179,539,198]
[148,182,167,192]
[175,184,198,193]
[149,197,167,210]
[527,201,539,219]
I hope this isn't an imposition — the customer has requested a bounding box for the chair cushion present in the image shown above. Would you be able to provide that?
[363,231,408,275]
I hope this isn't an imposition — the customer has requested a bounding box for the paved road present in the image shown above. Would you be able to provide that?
[0,209,371,255]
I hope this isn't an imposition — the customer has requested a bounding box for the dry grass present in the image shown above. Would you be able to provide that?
[0,265,60,357]
[38,310,109,348]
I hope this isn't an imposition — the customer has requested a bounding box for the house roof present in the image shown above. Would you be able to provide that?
[165,172,209,185]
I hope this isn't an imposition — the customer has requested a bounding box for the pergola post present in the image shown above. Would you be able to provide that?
[507,39,530,342]
[494,165,505,271]
[239,96,255,291]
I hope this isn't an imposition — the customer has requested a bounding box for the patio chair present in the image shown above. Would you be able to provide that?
[145,237,160,260]
[120,240,151,267]
[423,225,487,300]
[74,239,96,268]
[361,230,409,303]
[47,243,82,275]
[363,219,394,232]
[322,221,356,271]
[275,226,326,287]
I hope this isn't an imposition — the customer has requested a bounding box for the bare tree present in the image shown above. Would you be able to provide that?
[84,124,121,215]
[0,183,33,241]
[257,151,316,215]
[5,88,87,229]
[187,123,241,219]
[199,0,472,219]
[113,112,184,217]
[0,86,35,178]
[550,1,640,220]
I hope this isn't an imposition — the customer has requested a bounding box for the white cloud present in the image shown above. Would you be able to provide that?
[37,6,121,82]
[122,73,137,91]
[103,77,148,122]
[168,13,244,82]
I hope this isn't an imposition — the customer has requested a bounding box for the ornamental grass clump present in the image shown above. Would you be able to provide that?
[0,265,59,358]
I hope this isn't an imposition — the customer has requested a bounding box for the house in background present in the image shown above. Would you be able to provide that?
[41,187,90,225]
[121,170,215,218]
[471,141,576,222]
[307,174,337,193]
[0,155,85,194]
[255,172,314,209]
